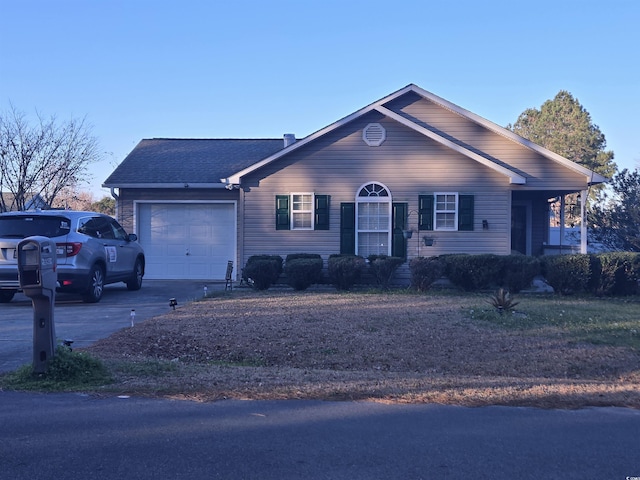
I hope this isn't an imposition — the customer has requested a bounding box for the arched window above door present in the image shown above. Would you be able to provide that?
[356,182,392,257]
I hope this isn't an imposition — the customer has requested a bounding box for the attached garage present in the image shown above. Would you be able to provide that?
[136,202,236,280]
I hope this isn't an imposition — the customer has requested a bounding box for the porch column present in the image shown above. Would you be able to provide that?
[580,189,587,254]
[559,196,565,251]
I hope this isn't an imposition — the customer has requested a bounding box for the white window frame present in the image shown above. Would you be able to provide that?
[291,193,314,230]
[355,182,392,257]
[434,192,458,231]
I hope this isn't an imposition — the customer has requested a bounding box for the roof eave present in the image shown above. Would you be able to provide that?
[407,85,607,184]
[102,182,228,189]
[375,106,527,185]
[222,83,603,187]
[223,86,420,185]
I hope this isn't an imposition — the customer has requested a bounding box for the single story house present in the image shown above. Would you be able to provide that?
[103,84,607,282]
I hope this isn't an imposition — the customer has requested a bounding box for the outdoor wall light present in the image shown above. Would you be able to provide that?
[483,220,489,230]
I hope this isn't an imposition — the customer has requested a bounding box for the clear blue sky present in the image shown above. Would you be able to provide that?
[2,0,638,198]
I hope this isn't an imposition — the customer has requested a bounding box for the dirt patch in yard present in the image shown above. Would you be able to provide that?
[86,291,640,408]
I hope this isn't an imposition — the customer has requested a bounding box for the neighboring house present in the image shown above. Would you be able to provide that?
[103,84,607,282]
[0,192,49,212]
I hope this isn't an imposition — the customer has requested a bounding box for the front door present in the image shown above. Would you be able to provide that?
[511,205,527,254]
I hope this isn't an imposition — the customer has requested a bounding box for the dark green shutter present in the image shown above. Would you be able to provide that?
[458,195,474,231]
[418,194,434,231]
[314,195,330,230]
[340,202,355,254]
[392,202,408,259]
[275,195,290,230]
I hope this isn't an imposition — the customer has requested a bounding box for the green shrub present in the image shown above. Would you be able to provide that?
[327,254,366,290]
[541,254,591,295]
[242,255,283,290]
[284,254,324,291]
[502,255,541,293]
[592,252,640,296]
[586,254,602,294]
[285,253,322,262]
[409,256,445,291]
[442,254,504,291]
[46,345,110,383]
[2,345,112,391]
[367,255,404,289]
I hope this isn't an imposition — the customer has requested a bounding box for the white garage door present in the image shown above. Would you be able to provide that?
[137,202,236,280]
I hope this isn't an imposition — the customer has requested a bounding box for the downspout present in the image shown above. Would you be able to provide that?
[110,187,119,219]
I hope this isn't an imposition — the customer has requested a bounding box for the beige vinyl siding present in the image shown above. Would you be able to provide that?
[241,113,512,267]
[389,94,590,191]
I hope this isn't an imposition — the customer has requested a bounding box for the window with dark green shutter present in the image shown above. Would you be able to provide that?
[458,195,474,231]
[340,202,355,254]
[314,195,330,230]
[276,194,331,231]
[276,195,290,230]
[392,202,408,259]
[418,194,434,231]
[418,193,474,231]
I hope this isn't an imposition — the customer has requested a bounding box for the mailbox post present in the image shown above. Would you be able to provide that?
[17,236,58,374]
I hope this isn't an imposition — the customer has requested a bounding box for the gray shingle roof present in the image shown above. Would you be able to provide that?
[103,138,284,187]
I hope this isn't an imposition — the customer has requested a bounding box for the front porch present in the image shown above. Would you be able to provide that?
[512,190,589,256]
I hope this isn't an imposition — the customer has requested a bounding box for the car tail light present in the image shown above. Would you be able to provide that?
[56,242,82,257]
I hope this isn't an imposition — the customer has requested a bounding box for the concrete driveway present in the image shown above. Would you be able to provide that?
[0,279,223,372]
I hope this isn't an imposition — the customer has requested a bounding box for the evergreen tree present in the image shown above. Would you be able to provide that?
[509,91,616,179]
[589,169,640,252]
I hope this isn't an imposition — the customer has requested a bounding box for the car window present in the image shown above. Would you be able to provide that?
[109,219,128,241]
[78,217,99,238]
[0,216,71,238]
[78,217,114,239]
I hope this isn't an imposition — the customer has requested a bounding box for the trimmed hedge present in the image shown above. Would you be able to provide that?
[367,255,404,290]
[242,255,283,290]
[284,254,324,291]
[502,255,541,293]
[591,252,640,296]
[409,256,445,291]
[441,254,504,291]
[328,254,366,290]
[541,254,592,295]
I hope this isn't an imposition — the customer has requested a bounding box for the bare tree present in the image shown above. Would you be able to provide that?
[0,105,100,211]
[51,188,95,211]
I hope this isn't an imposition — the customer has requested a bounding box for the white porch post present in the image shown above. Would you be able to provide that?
[559,196,565,251]
[580,189,587,254]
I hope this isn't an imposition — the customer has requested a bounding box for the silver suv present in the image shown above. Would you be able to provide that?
[0,210,145,303]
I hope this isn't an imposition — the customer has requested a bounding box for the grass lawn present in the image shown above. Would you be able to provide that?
[2,289,639,409]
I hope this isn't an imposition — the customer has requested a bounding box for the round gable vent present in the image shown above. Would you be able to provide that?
[363,123,386,147]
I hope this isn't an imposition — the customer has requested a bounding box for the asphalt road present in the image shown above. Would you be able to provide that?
[0,279,221,372]
[1,392,639,479]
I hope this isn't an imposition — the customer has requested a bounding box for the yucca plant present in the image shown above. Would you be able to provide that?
[487,288,519,315]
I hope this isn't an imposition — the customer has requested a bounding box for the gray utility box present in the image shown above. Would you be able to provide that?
[17,236,58,373]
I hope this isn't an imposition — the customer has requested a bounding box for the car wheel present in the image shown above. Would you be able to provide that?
[0,290,16,303]
[126,258,143,291]
[82,265,105,303]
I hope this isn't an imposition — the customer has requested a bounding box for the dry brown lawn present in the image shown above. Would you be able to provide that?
[86,290,640,408]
